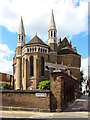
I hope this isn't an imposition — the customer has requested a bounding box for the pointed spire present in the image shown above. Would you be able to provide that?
[18,16,25,35]
[69,40,71,45]
[48,10,56,30]
[58,37,61,43]
[35,33,37,36]
[69,40,72,48]
[73,45,77,52]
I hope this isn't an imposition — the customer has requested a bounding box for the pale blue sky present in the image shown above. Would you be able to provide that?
[0,0,89,76]
[1,26,88,60]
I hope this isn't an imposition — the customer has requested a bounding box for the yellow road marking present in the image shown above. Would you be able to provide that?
[1,111,40,114]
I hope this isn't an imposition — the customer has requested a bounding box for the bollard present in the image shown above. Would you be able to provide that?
[11,107,12,111]
[9,107,12,111]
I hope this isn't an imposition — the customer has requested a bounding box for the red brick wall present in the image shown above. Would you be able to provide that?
[1,71,79,112]
[50,71,79,111]
[1,90,50,111]
[0,72,12,84]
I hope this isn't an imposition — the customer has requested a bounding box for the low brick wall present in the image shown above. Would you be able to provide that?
[0,71,80,112]
[0,90,50,112]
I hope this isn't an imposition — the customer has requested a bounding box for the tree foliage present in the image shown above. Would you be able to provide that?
[2,83,12,90]
[80,70,84,82]
[38,80,50,90]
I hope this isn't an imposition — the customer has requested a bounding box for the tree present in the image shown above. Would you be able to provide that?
[2,83,12,90]
[38,80,50,90]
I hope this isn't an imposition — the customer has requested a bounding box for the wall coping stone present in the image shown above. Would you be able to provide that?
[0,90,50,93]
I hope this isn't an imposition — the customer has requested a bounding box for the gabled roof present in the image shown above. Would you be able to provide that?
[57,37,80,56]
[57,37,71,52]
[57,48,80,56]
[26,34,48,46]
[61,37,70,47]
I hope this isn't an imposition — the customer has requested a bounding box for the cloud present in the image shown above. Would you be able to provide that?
[0,58,13,75]
[0,43,13,74]
[0,43,13,59]
[81,57,88,77]
[82,32,88,37]
[0,0,88,41]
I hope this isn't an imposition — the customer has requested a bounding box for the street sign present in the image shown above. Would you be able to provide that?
[35,93,47,97]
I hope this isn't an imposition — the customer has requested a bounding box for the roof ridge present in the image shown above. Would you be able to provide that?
[61,37,68,42]
[26,35,48,46]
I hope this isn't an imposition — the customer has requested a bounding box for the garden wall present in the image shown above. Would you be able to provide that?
[0,71,79,112]
[0,90,50,112]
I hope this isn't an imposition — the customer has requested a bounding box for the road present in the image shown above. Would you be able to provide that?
[0,95,89,120]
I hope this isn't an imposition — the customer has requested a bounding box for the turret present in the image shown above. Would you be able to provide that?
[48,10,57,52]
[16,16,25,90]
[17,16,25,47]
[73,45,77,52]
[69,40,72,48]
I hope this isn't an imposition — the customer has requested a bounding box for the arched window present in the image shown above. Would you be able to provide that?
[38,48,40,52]
[51,31,53,37]
[19,35,21,41]
[43,49,44,53]
[35,47,37,51]
[30,48,31,52]
[54,31,56,37]
[41,57,44,76]
[41,48,42,52]
[30,56,34,76]
[32,48,34,52]
[27,48,29,52]
[45,49,47,53]
[22,36,23,41]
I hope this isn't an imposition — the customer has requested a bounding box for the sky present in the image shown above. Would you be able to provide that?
[0,0,89,77]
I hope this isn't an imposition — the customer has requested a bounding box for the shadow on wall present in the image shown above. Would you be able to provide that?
[50,92,57,112]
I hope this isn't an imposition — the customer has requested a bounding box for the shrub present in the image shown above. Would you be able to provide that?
[38,80,50,90]
[2,83,12,90]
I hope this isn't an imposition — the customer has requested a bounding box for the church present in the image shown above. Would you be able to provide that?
[13,10,81,90]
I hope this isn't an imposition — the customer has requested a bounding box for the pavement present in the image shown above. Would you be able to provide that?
[0,111,88,119]
[0,95,89,119]
[64,95,89,112]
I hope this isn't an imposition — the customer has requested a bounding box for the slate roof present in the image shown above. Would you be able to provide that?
[45,62,67,70]
[57,48,80,56]
[26,35,48,46]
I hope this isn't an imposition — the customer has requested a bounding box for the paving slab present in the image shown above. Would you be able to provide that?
[64,95,89,112]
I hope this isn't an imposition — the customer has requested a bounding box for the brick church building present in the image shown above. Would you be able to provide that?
[13,10,81,90]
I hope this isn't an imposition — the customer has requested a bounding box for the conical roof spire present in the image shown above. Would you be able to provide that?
[48,10,56,30]
[18,16,25,35]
